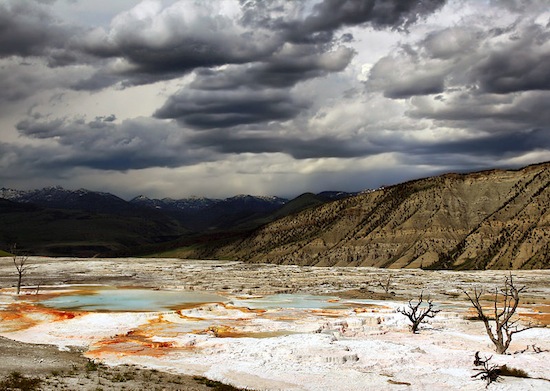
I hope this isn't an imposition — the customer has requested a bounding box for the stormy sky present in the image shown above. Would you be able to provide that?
[1,0,549,199]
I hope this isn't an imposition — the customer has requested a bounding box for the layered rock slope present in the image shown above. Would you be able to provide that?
[192,162,550,269]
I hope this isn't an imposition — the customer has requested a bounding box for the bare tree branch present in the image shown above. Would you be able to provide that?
[10,244,30,295]
[397,291,441,333]
[376,274,393,295]
[463,273,534,354]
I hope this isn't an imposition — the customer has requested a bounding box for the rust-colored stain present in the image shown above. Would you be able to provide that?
[530,304,550,314]
[224,304,266,314]
[520,312,550,326]
[0,302,81,332]
[89,329,177,358]
[199,324,290,338]
[202,325,238,337]
[309,309,343,317]
[518,305,550,326]
[354,307,386,313]
[352,303,391,312]
[263,314,301,321]
[175,312,206,322]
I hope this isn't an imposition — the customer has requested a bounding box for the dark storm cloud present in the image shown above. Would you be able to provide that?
[188,129,379,159]
[76,1,281,87]
[191,46,355,90]
[185,115,550,162]
[242,0,447,43]
[427,128,550,157]
[368,20,550,99]
[366,14,550,167]
[71,0,447,90]
[409,91,550,129]
[155,89,307,129]
[0,1,76,61]
[295,0,447,36]
[15,116,211,170]
[11,112,383,171]
[473,25,550,94]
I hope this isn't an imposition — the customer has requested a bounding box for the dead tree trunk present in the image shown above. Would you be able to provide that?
[463,274,532,354]
[376,274,393,296]
[11,244,30,295]
[397,291,440,333]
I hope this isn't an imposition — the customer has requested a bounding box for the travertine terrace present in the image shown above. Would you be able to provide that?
[1,257,549,390]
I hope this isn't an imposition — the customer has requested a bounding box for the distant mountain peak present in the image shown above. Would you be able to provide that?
[132,195,150,201]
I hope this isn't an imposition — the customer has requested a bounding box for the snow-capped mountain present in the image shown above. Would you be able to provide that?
[0,186,137,214]
[130,195,222,212]
[1,186,291,232]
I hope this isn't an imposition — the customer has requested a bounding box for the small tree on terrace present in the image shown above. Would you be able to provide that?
[10,244,30,295]
[376,273,393,296]
[463,274,532,354]
[397,291,440,333]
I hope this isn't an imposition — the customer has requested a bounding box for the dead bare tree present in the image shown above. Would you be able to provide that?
[10,244,30,295]
[463,274,532,354]
[397,291,440,333]
[471,352,501,386]
[376,274,393,295]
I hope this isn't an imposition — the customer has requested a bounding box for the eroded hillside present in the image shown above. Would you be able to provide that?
[184,163,550,269]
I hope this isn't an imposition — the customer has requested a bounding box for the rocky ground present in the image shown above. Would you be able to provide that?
[2,257,549,301]
[1,257,549,390]
[0,336,237,391]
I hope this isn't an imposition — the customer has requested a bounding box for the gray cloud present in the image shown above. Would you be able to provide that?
[246,0,447,44]
[370,59,446,99]
[76,1,281,88]
[73,0,446,90]
[188,130,377,159]
[365,13,550,168]
[0,0,80,65]
[155,88,308,129]
[298,0,447,34]
[408,90,550,137]
[2,0,549,199]
[15,115,211,171]
[421,26,481,60]
[490,0,550,13]
[0,1,64,57]
[473,25,550,94]
[367,19,550,99]
[191,46,355,90]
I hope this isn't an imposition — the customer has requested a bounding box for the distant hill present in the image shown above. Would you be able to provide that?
[130,194,288,231]
[0,198,186,256]
[0,186,354,256]
[129,192,354,231]
[0,186,139,215]
[178,162,550,270]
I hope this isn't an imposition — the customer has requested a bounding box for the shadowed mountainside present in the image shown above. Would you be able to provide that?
[179,162,550,269]
[0,187,354,256]
[0,198,187,256]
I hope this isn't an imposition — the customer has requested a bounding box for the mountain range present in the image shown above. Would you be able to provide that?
[2,162,549,269]
[175,162,550,270]
[0,186,354,256]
